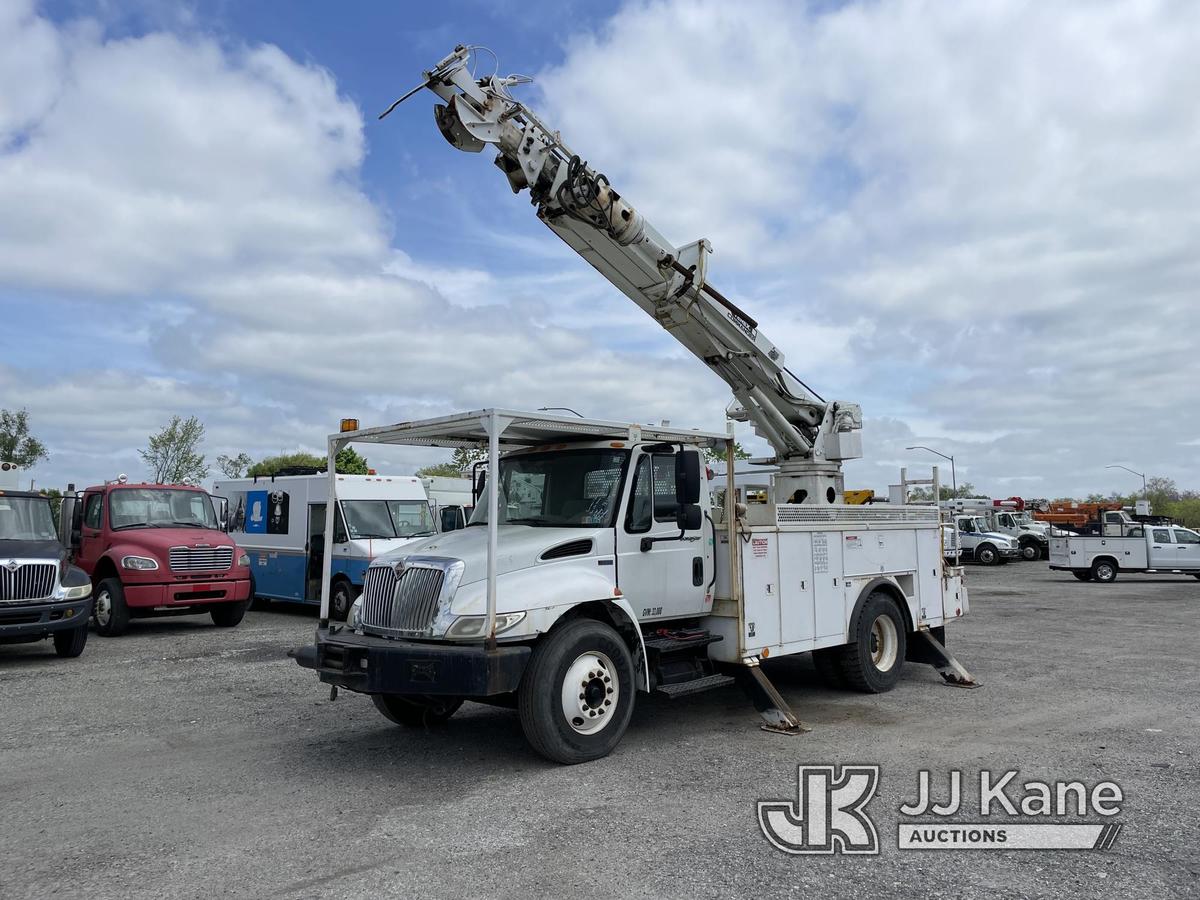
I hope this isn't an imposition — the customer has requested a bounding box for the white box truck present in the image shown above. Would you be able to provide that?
[213,472,436,620]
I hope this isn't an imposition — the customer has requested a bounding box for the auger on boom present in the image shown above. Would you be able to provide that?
[385,45,863,506]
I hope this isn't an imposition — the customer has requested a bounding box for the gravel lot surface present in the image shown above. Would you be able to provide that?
[1,564,1196,899]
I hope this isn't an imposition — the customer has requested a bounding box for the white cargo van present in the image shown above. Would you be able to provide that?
[212,473,436,620]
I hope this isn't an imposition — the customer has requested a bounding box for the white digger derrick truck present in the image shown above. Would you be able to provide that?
[296,45,976,764]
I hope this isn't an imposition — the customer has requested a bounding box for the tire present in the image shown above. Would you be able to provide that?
[330,580,355,622]
[518,618,636,764]
[1019,542,1041,562]
[53,623,88,658]
[92,578,130,636]
[1090,559,1118,583]
[372,694,463,727]
[210,600,249,627]
[837,591,908,694]
[1072,570,1093,581]
[975,544,999,566]
[811,647,848,689]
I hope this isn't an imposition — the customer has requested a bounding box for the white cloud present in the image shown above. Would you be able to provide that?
[535,0,1200,496]
[4,0,1199,501]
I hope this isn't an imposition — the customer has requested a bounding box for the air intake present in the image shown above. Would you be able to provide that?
[540,539,593,561]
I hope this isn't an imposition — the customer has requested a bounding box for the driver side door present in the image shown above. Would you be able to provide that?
[615,450,708,622]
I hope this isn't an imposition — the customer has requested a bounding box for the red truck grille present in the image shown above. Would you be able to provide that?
[0,562,57,603]
[168,546,234,572]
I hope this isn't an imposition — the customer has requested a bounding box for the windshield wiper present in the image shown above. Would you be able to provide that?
[352,533,394,539]
[405,530,436,538]
[170,521,206,528]
[506,517,552,525]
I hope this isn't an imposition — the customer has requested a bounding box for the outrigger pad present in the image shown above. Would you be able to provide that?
[737,665,812,735]
[916,629,981,689]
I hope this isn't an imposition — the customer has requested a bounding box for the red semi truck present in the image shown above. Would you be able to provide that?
[60,480,253,635]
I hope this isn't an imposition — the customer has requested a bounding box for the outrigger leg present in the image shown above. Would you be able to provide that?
[918,630,980,689]
[737,658,812,735]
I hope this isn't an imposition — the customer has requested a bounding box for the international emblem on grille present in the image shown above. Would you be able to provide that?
[4,560,17,572]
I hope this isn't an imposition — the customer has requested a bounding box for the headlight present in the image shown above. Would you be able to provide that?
[121,555,159,571]
[444,611,526,639]
[61,583,91,600]
[238,552,250,567]
[349,596,363,630]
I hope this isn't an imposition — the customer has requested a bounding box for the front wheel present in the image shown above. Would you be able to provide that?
[1091,559,1118,583]
[1020,542,1041,562]
[329,580,355,622]
[53,623,88,657]
[93,578,130,636]
[975,544,999,566]
[518,618,636,764]
[837,591,907,694]
[210,600,249,627]
[373,694,463,727]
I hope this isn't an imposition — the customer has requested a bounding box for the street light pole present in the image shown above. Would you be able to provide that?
[906,445,956,498]
[1105,464,1147,500]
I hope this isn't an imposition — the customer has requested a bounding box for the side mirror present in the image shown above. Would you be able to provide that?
[676,502,702,531]
[674,450,701,506]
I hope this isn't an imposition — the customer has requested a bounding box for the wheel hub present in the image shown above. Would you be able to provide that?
[561,650,618,735]
[869,615,898,672]
[95,591,111,626]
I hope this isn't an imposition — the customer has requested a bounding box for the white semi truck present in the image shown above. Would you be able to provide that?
[296,46,975,763]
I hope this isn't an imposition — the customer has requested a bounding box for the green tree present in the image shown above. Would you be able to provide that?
[246,447,370,477]
[216,452,253,478]
[140,416,208,485]
[0,408,48,467]
[39,487,63,530]
[416,447,486,479]
[909,482,978,502]
[702,441,752,464]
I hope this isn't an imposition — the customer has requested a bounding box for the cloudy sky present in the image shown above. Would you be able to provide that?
[3,0,1198,498]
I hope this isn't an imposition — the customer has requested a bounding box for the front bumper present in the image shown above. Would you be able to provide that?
[124,577,251,608]
[0,596,92,642]
[295,627,530,697]
[997,548,1020,559]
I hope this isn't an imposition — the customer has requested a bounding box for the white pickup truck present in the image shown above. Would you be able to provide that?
[1050,524,1200,582]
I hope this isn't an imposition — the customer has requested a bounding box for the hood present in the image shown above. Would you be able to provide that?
[371,524,606,587]
[110,527,235,555]
[982,531,1016,546]
[0,538,66,562]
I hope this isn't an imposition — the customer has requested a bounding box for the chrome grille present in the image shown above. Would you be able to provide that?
[168,546,233,572]
[0,562,57,603]
[360,564,446,636]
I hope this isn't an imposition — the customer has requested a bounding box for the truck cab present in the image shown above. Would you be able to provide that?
[953,515,1019,565]
[0,489,93,657]
[61,480,253,635]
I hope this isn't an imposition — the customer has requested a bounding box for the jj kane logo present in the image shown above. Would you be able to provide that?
[759,766,1123,854]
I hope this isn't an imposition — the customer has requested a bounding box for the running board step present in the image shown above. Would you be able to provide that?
[643,631,723,653]
[654,673,736,698]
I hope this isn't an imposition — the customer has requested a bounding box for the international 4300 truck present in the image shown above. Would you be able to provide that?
[295,47,977,764]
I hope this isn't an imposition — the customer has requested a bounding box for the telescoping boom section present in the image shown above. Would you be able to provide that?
[385,46,863,507]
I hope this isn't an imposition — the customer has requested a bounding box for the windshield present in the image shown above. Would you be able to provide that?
[341,500,435,539]
[468,449,628,528]
[109,488,217,530]
[0,496,57,541]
